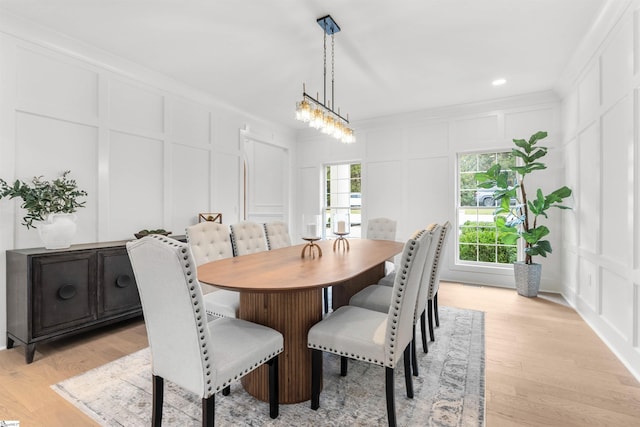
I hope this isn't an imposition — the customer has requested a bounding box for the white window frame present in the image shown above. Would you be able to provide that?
[323,162,362,239]
[455,150,520,267]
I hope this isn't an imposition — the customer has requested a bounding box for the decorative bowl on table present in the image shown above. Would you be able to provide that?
[134,229,172,239]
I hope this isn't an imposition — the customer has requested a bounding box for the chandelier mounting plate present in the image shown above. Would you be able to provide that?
[317,15,341,35]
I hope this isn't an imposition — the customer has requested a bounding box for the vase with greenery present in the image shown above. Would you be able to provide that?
[475,131,572,296]
[0,170,87,249]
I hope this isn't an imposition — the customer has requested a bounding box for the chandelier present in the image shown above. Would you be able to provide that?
[296,15,355,144]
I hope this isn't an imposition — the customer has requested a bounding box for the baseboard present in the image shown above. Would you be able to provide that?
[561,290,640,383]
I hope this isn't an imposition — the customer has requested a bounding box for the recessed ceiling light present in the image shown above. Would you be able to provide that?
[492,78,507,86]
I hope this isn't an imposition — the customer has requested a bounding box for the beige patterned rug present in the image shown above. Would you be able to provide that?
[52,306,484,426]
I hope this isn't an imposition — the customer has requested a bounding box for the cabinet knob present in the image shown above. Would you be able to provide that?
[116,275,131,288]
[57,284,77,300]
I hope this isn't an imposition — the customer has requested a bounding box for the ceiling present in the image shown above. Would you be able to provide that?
[0,0,607,129]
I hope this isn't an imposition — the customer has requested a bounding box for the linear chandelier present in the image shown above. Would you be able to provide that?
[296,15,355,144]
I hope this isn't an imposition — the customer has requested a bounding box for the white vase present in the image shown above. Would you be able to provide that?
[38,213,77,249]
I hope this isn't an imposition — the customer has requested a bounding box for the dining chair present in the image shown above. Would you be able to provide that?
[366,217,398,241]
[366,217,398,274]
[424,220,451,345]
[186,222,239,319]
[378,221,450,347]
[230,221,268,256]
[349,223,440,375]
[336,216,397,313]
[307,229,430,427]
[126,235,283,426]
[263,221,292,250]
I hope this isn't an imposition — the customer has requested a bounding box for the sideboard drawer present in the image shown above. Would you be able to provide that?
[32,252,98,337]
[98,249,140,317]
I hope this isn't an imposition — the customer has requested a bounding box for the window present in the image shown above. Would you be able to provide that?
[324,163,361,238]
[457,152,518,265]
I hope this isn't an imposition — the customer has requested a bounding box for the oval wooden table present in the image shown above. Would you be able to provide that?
[197,238,403,404]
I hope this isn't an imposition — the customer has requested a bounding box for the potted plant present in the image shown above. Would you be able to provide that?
[475,131,572,296]
[0,170,88,249]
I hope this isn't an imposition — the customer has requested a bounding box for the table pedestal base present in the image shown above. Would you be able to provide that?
[331,262,386,309]
[240,288,323,404]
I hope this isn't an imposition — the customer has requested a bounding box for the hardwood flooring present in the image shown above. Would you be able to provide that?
[1,282,639,426]
[439,283,640,426]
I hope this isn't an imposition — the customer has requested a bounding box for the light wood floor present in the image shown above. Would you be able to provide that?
[1,282,640,426]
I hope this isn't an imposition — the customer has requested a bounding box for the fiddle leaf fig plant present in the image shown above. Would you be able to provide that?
[475,131,572,264]
[0,170,88,229]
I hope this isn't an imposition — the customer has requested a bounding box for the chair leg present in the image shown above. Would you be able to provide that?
[428,300,435,342]
[411,325,419,377]
[311,349,322,410]
[152,375,164,427]
[434,292,440,327]
[202,395,214,427]
[385,367,397,427]
[403,345,414,399]
[323,288,329,313]
[420,311,428,354]
[268,355,279,419]
[222,386,230,396]
[340,356,348,376]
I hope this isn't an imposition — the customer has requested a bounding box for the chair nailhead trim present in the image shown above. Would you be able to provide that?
[180,228,287,393]
[307,343,383,367]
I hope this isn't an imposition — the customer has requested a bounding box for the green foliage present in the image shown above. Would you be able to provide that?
[475,131,572,264]
[0,171,88,229]
[458,221,517,264]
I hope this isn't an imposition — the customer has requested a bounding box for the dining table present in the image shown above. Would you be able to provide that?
[197,238,404,404]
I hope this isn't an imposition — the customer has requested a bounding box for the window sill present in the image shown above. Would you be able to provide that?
[451,261,514,275]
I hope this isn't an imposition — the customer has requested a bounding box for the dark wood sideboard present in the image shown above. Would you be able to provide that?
[6,240,143,364]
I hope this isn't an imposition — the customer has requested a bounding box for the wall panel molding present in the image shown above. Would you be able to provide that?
[561,0,640,380]
[0,25,294,354]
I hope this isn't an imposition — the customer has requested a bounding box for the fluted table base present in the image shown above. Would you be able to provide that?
[240,288,323,404]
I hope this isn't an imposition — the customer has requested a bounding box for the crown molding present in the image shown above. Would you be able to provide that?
[0,10,295,138]
[554,0,634,98]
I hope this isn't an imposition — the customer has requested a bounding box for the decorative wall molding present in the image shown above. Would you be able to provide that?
[560,0,640,381]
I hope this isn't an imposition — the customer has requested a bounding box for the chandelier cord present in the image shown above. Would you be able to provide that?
[323,31,327,106]
[331,33,335,111]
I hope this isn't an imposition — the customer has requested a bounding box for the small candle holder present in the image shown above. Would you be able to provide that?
[301,214,323,259]
[301,237,323,258]
[333,232,350,251]
[332,212,350,252]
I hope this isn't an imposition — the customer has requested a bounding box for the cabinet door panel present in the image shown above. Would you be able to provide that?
[32,253,97,337]
[98,249,141,317]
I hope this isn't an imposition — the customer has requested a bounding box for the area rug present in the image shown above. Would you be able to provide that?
[52,306,484,426]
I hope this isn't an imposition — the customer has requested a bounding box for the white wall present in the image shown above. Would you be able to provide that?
[556,0,640,379]
[295,92,563,290]
[0,16,295,350]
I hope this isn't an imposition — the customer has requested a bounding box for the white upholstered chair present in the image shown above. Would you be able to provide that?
[263,221,292,250]
[424,220,451,344]
[366,217,397,241]
[366,217,398,273]
[230,221,268,256]
[349,224,440,375]
[307,229,431,427]
[126,235,283,426]
[378,221,450,348]
[186,222,239,319]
